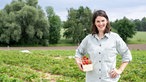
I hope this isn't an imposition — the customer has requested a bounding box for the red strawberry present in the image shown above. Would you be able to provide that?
[81,56,92,65]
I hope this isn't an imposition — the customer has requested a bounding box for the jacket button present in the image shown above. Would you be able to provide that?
[99,69,101,71]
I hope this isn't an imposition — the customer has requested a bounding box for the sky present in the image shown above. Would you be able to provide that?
[0,0,146,21]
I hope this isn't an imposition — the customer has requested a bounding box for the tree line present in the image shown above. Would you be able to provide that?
[0,0,61,46]
[0,0,146,46]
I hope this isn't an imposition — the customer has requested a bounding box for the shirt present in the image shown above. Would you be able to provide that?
[75,32,132,82]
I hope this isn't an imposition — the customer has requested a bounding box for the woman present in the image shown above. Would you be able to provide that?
[75,10,132,82]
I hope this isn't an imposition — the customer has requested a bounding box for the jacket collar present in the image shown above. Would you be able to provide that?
[93,32,110,40]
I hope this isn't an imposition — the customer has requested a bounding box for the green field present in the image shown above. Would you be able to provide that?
[59,30,146,45]
[0,50,146,82]
[128,31,146,44]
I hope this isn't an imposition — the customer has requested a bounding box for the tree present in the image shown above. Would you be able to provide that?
[133,19,142,31]
[63,6,92,44]
[16,5,50,46]
[0,9,21,45]
[4,0,25,13]
[0,0,50,46]
[46,6,61,44]
[141,17,146,31]
[34,7,50,46]
[17,5,38,44]
[26,0,38,7]
[113,17,136,42]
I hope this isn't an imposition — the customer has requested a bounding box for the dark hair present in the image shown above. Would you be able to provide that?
[92,10,111,34]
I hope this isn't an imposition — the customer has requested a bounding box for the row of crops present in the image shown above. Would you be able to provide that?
[0,50,145,82]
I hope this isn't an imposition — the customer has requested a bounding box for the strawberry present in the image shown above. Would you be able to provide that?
[81,56,92,65]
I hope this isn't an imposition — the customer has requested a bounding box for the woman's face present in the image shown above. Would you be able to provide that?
[95,16,108,33]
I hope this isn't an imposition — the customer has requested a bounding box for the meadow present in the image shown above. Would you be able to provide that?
[128,31,146,44]
[54,31,146,46]
[0,50,146,82]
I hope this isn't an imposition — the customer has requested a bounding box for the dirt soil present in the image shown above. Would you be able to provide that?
[0,44,146,50]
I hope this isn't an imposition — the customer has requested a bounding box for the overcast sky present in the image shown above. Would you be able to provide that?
[1,0,146,21]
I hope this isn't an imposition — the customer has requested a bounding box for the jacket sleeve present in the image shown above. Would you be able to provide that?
[116,34,132,62]
[74,35,89,58]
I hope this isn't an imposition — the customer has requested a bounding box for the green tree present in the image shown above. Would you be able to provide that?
[0,10,21,45]
[113,17,136,42]
[63,6,92,44]
[34,7,50,46]
[46,6,61,44]
[110,21,118,33]
[0,0,25,45]
[4,0,25,13]
[26,0,38,7]
[17,5,38,44]
[133,19,142,31]
[0,0,50,46]
[141,17,146,31]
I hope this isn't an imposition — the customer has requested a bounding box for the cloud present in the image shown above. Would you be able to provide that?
[108,5,146,21]
[1,0,146,21]
[126,5,146,20]
[38,0,146,21]
[0,0,12,9]
[56,11,68,21]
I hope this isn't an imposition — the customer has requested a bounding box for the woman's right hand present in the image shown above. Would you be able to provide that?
[75,57,83,71]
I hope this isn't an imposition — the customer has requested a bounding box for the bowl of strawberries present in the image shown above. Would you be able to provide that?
[81,56,93,72]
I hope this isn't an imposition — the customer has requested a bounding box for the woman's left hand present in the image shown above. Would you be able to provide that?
[109,68,122,78]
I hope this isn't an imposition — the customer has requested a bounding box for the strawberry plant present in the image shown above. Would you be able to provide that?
[0,50,145,82]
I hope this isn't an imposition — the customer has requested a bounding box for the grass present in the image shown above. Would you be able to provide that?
[0,50,146,82]
[117,50,146,82]
[128,31,146,44]
[57,31,146,46]
[0,50,84,82]
[58,30,146,45]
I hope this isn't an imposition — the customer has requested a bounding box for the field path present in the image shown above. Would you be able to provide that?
[0,44,146,50]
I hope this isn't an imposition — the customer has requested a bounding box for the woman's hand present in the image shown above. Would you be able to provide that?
[109,62,129,78]
[109,68,122,78]
[75,57,83,71]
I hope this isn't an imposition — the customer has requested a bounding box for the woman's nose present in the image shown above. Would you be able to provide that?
[99,22,103,25]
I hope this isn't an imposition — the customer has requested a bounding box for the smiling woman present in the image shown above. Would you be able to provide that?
[75,10,132,82]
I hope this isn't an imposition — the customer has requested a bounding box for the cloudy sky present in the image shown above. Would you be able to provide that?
[1,0,146,21]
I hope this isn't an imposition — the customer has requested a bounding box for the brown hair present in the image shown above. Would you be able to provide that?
[92,10,111,34]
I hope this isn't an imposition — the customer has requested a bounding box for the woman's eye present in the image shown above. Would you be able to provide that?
[96,21,100,23]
